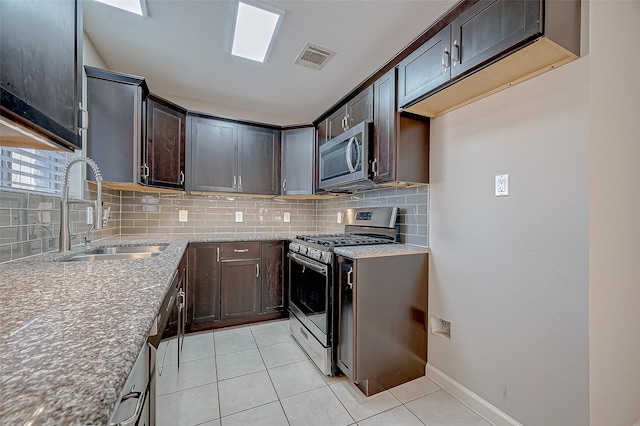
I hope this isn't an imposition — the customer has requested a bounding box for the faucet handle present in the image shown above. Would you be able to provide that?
[102,206,111,227]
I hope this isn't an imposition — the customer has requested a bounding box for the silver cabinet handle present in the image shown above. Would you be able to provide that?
[345,136,359,173]
[256,263,260,277]
[216,246,220,262]
[346,266,353,290]
[141,164,150,179]
[453,40,460,66]
[178,289,185,310]
[179,171,185,185]
[442,47,450,72]
[78,102,89,134]
[234,248,249,253]
[238,175,242,191]
[233,175,237,189]
[344,114,350,130]
[110,389,145,426]
[371,158,378,176]
[282,179,287,191]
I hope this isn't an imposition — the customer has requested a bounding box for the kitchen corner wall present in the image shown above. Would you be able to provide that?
[316,185,429,246]
[0,185,120,263]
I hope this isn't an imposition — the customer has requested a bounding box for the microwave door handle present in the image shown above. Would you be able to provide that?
[345,136,357,173]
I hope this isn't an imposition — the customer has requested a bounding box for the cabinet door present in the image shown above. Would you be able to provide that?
[451,0,542,78]
[85,70,144,183]
[316,119,328,147]
[188,243,221,324]
[238,125,279,194]
[220,259,261,319]
[281,128,314,195]
[397,25,451,109]
[0,0,82,149]
[188,117,238,192]
[261,241,284,313]
[348,87,373,128]
[372,68,396,184]
[336,256,356,381]
[145,96,186,189]
[327,107,347,141]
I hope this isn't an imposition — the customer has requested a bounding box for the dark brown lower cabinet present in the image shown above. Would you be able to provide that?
[220,258,261,319]
[187,241,285,332]
[188,243,221,325]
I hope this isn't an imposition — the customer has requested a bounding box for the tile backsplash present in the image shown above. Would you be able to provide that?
[0,185,120,263]
[316,185,429,247]
[1,183,428,263]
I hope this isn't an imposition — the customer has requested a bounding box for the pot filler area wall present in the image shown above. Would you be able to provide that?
[0,184,428,263]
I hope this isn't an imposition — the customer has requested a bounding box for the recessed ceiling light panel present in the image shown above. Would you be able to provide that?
[231,1,285,63]
[93,0,147,16]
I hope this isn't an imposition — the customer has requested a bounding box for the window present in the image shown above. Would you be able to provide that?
[0,148,69,194]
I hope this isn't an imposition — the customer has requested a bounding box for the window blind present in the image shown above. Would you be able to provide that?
[0,148,69,194]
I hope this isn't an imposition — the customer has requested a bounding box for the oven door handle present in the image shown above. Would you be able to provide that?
[287,252,328,275]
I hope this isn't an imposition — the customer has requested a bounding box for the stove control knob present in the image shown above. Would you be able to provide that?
[307,248,318,260]
[299,245,308,255]
[289,242,300,253]
[321,252,333,264]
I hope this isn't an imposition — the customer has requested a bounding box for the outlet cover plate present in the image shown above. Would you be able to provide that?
[178,210,188,222]
[495,174,510,196]
[283,212,291,223]
[235,211,243,222]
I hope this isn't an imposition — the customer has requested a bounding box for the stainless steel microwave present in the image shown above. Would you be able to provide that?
[319,121,374,192]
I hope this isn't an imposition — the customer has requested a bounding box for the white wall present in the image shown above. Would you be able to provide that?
[83,32,107,69]
[588,1,640,425]
[429,55,590,425]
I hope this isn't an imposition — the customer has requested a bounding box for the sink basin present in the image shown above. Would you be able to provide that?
[64,244,168,262]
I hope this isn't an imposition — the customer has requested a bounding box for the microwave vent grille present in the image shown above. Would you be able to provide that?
[294,43,335,70]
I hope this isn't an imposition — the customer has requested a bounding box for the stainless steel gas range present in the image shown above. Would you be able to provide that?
[287,206,398,375]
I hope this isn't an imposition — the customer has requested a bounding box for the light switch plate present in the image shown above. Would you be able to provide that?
[235,211,243,222]
[283,212,291,223]
[337,212,343,223]
[178,210,188,222]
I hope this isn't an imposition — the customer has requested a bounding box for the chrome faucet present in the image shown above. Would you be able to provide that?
[59,156,108,252]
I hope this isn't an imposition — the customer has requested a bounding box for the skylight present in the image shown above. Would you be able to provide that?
[93,0,147,16]
[231,1,284,63]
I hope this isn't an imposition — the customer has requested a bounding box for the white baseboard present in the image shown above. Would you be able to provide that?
[426,364,523,426]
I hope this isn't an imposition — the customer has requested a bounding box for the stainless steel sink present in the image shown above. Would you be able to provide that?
[64,244,168,261]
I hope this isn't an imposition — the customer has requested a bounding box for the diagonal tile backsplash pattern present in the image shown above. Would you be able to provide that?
[1,184,427,263]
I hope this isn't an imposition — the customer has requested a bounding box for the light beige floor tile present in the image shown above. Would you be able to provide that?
[281,386,354,426]
[214,329,257,356]
[156,362,178,396]
[160,338,179,367]
[214,324,252,337]
[405,390,491,426]
[259,341,308,368]
[216,348,265,380]
[220,401,289,426]
[268,359,327,399]
[249,319,287,332]
[388,376,440,403]
[180,333,214,363]
[218,371,278,417]
[177,356,217,391]
[252,324,294,347]
[357,405,424,426]
[330,381,401,422]
[175,383,220,426]
[323,373,349,385]
[198,421,221,426]
[156,392,178,426]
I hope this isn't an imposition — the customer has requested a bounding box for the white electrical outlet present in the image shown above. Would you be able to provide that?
[235,211,243,222]
[430,316,451,340]
[495,174,510,196]
[86,206,94,225]
[178,210,188,222]
[337,212,343,223]
[283,212,291,223]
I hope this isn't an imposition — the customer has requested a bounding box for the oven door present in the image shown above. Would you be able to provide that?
[288,252,331,346]
[319,121,371,191]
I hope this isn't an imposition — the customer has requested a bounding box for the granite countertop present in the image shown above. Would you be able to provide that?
[333,243,430,259]
[0,233,294,425]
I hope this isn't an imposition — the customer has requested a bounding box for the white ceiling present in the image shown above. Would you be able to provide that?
[84,0,457,126]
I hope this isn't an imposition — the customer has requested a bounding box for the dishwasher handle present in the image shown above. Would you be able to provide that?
[109,389,146,426]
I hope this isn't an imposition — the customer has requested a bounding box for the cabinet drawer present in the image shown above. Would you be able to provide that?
[220,242,261,260]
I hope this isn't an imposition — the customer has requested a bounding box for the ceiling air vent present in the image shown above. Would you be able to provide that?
[294,43,335,70]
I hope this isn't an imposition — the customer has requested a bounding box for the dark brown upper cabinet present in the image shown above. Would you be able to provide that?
[373,68,430,185]
[398,0,581,117]
[85,67,147,184]
[0,0,83,150]
[187,114,279,195]
[281,127,314,196]
[145,95,187,190]
[327,87,373,141]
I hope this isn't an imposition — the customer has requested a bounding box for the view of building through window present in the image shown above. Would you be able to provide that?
[0,148,69,194]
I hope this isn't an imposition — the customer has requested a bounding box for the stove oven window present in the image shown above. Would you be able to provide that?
[290,261,329,335]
